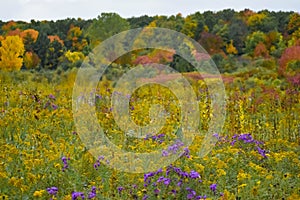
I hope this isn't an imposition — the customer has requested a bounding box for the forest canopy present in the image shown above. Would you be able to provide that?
[0,9,299,83]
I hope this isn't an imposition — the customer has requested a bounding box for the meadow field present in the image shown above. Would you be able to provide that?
[0,9,300,200]
[0,67,299,200]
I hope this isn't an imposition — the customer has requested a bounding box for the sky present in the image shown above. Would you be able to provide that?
[1,0,299,22]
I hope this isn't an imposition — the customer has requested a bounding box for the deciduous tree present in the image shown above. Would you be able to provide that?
[0,36,25,71]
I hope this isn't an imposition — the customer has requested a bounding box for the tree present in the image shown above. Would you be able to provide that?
[226,40,238,55]
[189,12,205,41]
[1,21,17,35]
[203,11,217,31]
[247,13,267,31]
[33,32,50,68]
[198,31,224,55]
[216,9,235,22]
[287,13,300,35]
[67,26,88,51]
[0,36,25,71]
[127,15,154,28]
[228,18,248,54]
[253,42,269,58]
[23,51,40,69]
[181,15,197,38]
[245,31,266,57]
[279,45,300,76]
[20,29,39,52]
[45,40,64,70]
[85,13,130,47]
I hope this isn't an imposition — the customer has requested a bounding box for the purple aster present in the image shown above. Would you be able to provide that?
[144,172,155,182]
[49,94,56,99]
[238,133,254,143]
[212,133,220,139]
[117,186,124,193]
[187,193,194,199]
[156,168,163,174]
[142,195,149,200]
[230,140,236,146]
[152,135,157,141]
[72,191,85,200]
[210,183,217,192]
[177,180,183,187]
[189,170,200,179]
[47,187,58,195]
[183,147,190,158]
[163,178,171,185]
[61,156,69,171]
[51,103,58,110]
[186,189,196,199]
[88,192,96,199]
[257,146,267,158]
[156,176,164,183]
[162,150,169,157]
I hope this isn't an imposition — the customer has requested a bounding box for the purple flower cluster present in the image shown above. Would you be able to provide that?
[209,183,217,192]
[182,147,191,158]
[62,156,70,171]
[186,187,207,199]
[93,155,104,170]
[214,133,268,158]
[117,186,124,194]
[144,168,163,186]
[72,191,85,200]
[47,186,58,196]
[231,133,268,158]
[88,186,97,199]
[43,94,58,110]
[166,165,201,181]
[162,140,185,157]
[156,176,171,185]
[232,133,264,145]
[144,165,203,198]
[256,146,267,158]
[49,94,56,99]
[144,133,165,143]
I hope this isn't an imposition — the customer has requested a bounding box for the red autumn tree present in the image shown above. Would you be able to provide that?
[279,45,300,79]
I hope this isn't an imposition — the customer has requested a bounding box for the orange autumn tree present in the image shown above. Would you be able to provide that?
[20,29,39,43]
[0,35,25,71]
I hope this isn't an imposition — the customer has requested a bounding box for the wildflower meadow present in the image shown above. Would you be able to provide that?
[0,8,300,200]
[0,65,299,199]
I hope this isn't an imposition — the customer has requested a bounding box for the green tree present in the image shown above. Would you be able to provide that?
[33,32,50,68]
[85,13,130,47]
[228,18,248,54]
[181,15,197,38]
[245,31,266,57]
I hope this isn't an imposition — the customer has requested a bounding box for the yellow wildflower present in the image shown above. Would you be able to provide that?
[33,190,45,197]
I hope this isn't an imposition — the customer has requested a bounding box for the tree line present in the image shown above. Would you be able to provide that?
[0,9,299,78]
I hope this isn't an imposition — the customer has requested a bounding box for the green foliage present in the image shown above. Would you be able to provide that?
[85,13,130,47]
[0,10,298,73]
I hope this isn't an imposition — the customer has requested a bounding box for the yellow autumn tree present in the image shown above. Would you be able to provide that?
[0,35,25,71]
[23,51,40,69]
[65,50,84,63]
[226,40,238,55]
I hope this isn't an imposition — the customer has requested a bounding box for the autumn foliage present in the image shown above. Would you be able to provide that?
[0,35,25,71]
